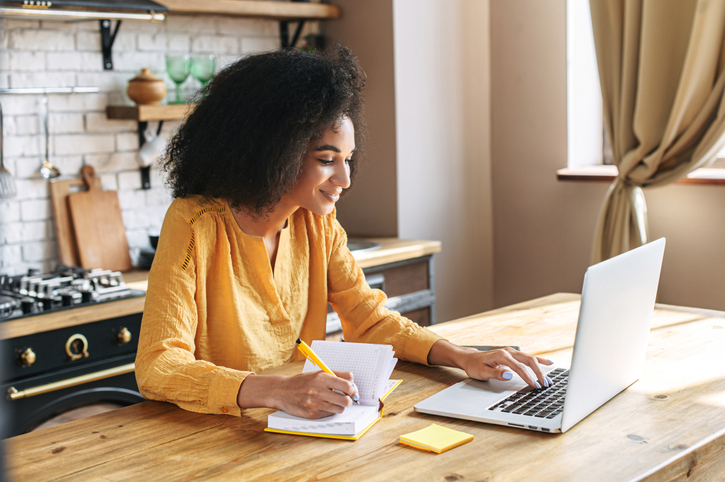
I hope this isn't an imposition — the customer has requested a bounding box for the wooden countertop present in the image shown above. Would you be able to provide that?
[354,237,440,269]
[0,238,440,340]
[6,294,725,480]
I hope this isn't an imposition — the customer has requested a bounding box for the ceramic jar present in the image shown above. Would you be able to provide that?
[127,68,167,105]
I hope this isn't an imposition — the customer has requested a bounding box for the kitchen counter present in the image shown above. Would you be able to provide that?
[123,237,441,291]
[0,238,441,340]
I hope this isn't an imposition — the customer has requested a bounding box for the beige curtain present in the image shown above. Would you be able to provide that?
[589,0,725,263]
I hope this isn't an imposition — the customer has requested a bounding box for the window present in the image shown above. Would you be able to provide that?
[566,0,603,170]
[564,0,725,180]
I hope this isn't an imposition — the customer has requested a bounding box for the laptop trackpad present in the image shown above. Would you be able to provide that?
[417,378,526,414]
[462,378,525,395]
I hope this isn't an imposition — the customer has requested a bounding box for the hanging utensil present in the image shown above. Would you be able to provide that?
[38,96,60,180]
[0,101,18,199]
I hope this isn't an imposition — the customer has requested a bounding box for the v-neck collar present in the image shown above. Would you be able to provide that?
[226,207,292,323]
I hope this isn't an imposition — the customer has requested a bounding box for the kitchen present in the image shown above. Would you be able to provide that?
[0,0,450,436]
[1,0,725,478]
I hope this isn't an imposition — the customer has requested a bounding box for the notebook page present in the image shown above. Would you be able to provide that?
[303,341,395,402]
[385,357,398,381]
[268,404,379,436]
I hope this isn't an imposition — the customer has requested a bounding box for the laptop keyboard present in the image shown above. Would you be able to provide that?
[488,368,569,419]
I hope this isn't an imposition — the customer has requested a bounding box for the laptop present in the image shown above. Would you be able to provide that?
[415,238,666,433]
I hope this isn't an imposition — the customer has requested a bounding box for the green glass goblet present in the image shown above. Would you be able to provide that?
[191,55,216,92]
[166,54,191,104]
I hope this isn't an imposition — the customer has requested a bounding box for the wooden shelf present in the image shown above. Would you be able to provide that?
[106,104,197,122]
[156,0,340,20]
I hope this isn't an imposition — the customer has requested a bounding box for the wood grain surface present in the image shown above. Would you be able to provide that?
[156,0,340,19]
[6,294,725,481]
[106,104,197,122]
[67,165,132,272]
[0,296,145,340]
[354,238,441,269]
[49,175,102,266]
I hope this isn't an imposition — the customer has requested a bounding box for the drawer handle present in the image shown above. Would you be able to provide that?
[6,363,135,401]
[65,333,90,361]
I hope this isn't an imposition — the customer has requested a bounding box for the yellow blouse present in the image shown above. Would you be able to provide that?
[135,196,442,416]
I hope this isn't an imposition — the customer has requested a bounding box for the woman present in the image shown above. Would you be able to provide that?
[136,45,551,420]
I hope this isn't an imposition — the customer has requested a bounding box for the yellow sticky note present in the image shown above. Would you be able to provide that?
[399,424,473,454]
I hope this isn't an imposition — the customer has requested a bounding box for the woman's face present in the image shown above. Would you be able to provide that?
[286,116,356,216]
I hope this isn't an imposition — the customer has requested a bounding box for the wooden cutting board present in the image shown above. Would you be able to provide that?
[67,165,132,272]
[50,175,102,267]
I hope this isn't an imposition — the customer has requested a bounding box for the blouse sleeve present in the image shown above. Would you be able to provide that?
[135,205,248,416]
[326,218,443,365]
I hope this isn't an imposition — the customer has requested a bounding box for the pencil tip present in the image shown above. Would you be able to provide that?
[296,338,302,344]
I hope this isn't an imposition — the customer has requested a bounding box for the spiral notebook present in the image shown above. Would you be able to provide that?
[266,341,399,440]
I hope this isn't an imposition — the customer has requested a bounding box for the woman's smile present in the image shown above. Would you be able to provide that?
[284,116,356,216]
[320,189,342,202]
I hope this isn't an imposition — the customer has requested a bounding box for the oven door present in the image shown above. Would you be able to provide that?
[1,353,142,437]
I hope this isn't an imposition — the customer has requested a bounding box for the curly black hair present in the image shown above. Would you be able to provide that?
[163,44,367,218]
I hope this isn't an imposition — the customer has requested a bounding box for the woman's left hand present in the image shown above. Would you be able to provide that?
[427,340,553,389]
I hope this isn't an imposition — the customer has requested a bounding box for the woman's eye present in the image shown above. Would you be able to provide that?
[345,157,354,164]
[317,159,334,165]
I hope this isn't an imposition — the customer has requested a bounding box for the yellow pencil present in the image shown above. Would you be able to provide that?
[296,338,359,402]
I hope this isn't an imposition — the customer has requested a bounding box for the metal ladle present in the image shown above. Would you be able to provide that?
[39,96,60,180]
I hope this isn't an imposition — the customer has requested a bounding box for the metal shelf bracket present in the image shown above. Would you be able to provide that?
[100,19,122,70]
[279,20,305,49]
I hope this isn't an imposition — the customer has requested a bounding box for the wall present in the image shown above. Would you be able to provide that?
[489,0,725,312]
[392,0,494,321]
[324,0,399,238]
[0,15,296,274]
[328,0,494,323]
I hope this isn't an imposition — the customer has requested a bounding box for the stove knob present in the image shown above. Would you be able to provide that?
[61,293,75,306]
[80,290,94,303]
[41,297,53,310]
[116,327,132,344]
[21,299,36,314]
[19,348,36,367]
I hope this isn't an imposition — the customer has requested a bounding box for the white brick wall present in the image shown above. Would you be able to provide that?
[0,14,319,275]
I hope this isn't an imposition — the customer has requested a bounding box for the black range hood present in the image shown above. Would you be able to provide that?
[0,0,167,21]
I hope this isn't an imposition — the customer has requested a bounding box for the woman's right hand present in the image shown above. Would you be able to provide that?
[237,371,358,419]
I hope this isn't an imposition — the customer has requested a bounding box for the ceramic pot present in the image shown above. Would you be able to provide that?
[127,68,167,105]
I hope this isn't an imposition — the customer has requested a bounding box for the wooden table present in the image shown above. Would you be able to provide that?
[6,294,725,481]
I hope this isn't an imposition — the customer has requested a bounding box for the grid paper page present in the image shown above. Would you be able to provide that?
[303,341,396,402]
[268,404,379,436]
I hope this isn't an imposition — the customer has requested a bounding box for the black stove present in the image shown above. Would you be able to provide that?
[0,266,144,321]
[0,265,146,437]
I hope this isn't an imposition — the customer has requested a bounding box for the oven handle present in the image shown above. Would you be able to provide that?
[6,363,135,401]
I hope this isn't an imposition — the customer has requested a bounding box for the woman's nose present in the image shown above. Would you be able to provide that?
[331,161,351,189]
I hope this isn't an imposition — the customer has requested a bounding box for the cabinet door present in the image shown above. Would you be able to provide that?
[400,307,431,327]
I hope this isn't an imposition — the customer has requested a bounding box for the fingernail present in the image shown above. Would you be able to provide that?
[547,377,553,385]
[543,378,550,388]
[535,381,542,389]
[547,359,554,364]
[502,371,513,380]
[352,392,359,402]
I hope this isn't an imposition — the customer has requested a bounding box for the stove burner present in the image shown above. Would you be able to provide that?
[0,266,141,321]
